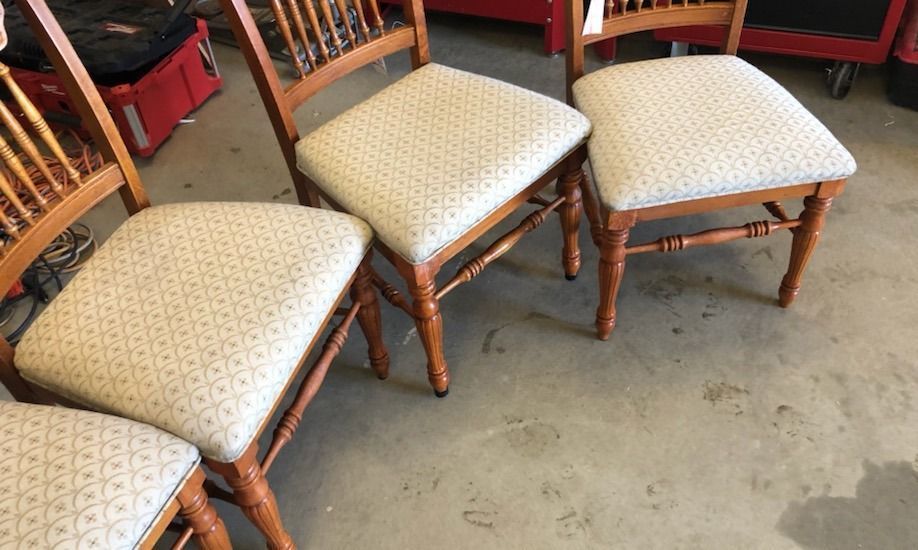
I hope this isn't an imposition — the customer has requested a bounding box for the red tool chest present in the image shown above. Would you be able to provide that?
[654,0,909,98]
[8,19,221,157]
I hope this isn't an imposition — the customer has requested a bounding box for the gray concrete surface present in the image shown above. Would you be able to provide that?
[15,10,918,550]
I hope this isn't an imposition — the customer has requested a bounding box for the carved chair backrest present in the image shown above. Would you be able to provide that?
[0,0,149,349]
[217,0,430,207]
[566,0,749,101]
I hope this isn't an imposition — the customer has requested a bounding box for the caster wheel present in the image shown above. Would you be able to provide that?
[826,61,859,100]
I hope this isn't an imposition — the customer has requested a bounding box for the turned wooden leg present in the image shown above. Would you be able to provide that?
[596,213,635,341]
[579,171,603,248]
[407,270,450,397]
[177,468,232,550]
[779,195,833,308]
[350,255,390,380]
[557,169,583,280]
[207,447,294,550]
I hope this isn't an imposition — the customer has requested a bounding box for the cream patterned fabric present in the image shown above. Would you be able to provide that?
[16,202,373,463]
[296,62,592,264]
[0,402,199,550]
[573,55,857,211]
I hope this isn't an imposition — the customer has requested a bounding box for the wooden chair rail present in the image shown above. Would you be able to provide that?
[261,300,361,472]
[763,200,791,221]
[625,217,802,255]
[585,3,735,45]
[370,270,414,316]
[527,194,559,208]
[435,195,566,300]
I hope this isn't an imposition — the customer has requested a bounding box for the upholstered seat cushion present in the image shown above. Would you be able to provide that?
[0,402,199,549]
[16,202,372,463]
[572,55,857,211]
[296,62,592,264]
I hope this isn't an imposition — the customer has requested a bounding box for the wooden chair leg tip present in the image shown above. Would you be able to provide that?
[434,387,449,398]
[371,358,390,380]
[596,319,614,341]
[779,286,799,308]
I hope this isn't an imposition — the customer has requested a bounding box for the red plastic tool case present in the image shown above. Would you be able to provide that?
[9,19,221,157]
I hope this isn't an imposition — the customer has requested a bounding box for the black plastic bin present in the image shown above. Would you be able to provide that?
[0,0,196,85]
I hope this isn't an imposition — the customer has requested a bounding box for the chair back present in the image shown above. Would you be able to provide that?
[566,0,749,101]
[0,0,148,347]
[217,0,431,207]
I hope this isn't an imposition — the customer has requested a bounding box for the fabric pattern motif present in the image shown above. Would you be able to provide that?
[573,55,857,211]
[0,402,199,550]
[296,63,592,264]
[16,202,373,463]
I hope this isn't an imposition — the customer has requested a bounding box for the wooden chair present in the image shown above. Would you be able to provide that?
[217,0,594,397]
[565,0,857,340]
[0,401,232,550]
[0,1,389,548]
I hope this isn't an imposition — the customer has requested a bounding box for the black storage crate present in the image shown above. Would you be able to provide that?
[0,0,196,85]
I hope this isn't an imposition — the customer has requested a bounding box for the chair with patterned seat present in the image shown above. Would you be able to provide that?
[565,0,857,339]
[0,401,231,549]
[217,0,594,397]
[0,1,389,548]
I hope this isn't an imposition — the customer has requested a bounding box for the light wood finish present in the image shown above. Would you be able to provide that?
[219,0,590,396]
[172,468,234,550]
[779,194,832,307]
[208,447,292,550]
[565,0,845,339]
[134,466,232,550]
[0,2,390,548]
[351,253,390,380]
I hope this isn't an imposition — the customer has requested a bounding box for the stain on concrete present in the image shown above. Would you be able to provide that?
[555,507,590,539]
[540,481,562,501]
[753,245,775,262]
[560,464,575,480]
[772,405,819,442]
[183,183,192,189]
[638,275,686,317]
[462,510,495,529]
[504,419,561,458]
[481,322,511,354]
[702,293,725,320]
[777,460,918,549]
[702,381,749,405]
[229,146,241,154]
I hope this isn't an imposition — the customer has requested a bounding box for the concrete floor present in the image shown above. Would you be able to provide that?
[16,10,918,550]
